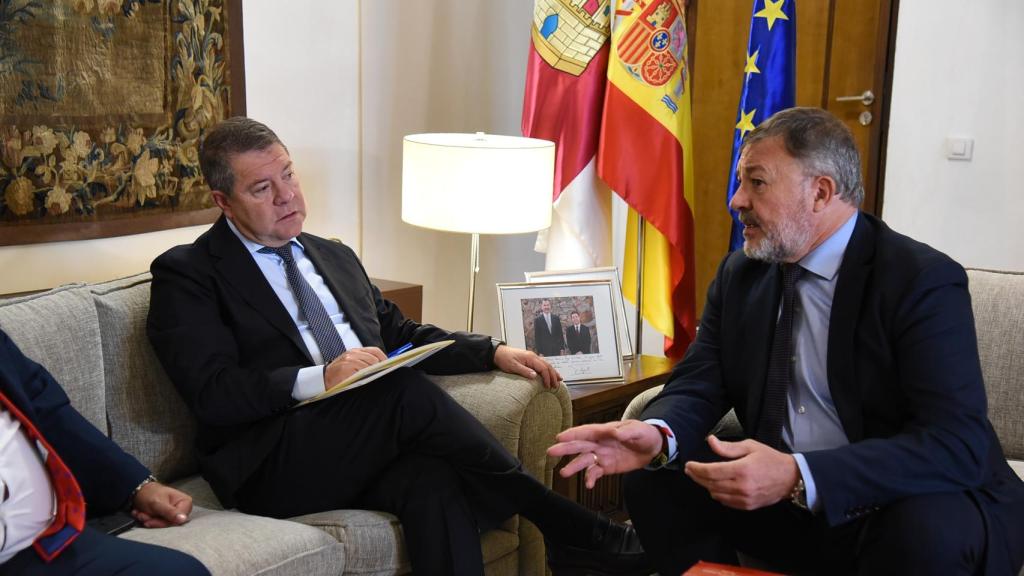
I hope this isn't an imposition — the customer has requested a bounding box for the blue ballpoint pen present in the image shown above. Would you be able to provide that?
[387,343,414,358]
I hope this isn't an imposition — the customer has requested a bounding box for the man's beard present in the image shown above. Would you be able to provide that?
[739,208,814,263]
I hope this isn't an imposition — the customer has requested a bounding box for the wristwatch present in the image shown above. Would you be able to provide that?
[648,424,673,469]
[790,476,809,510]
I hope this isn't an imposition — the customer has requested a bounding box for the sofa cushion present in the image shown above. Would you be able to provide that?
[967,269,1024,461]
[92,272,199,481]
[0,283,107,432]
[120,506,345,576]
[288,509,519,575]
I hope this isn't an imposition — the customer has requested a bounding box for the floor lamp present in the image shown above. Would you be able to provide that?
[401,133,554,331]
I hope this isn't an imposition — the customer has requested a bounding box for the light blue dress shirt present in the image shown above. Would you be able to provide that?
[226,219,363,400]
[650,213,858,513]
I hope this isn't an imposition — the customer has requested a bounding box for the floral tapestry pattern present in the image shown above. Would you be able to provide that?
[0,0,242,244]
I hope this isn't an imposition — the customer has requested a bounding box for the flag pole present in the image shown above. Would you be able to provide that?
[634,214,645,356]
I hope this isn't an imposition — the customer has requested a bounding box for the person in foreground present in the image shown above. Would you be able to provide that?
[0,330,207,576]
[549,107,1024,575]
[146,116,648,575]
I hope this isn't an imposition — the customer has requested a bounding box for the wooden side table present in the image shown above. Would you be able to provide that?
[553,355,675,521]
[373,278,423,323]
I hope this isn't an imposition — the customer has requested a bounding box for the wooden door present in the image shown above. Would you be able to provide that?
[688,0,898,314]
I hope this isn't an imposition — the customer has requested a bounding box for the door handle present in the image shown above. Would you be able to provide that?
[835,90,875,106]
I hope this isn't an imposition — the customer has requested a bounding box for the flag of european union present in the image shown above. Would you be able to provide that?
[726,0,797,252]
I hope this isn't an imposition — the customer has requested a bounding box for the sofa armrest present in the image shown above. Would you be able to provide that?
[430,371,572,492]
[622,384,744,440]
[430,371,571,575]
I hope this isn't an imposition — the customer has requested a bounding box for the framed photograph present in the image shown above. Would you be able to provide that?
[497,280,624,384]
[525,266,633,359]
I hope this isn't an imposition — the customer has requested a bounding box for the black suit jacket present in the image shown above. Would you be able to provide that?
[0,330,149,517]
[565,324,591,355]
[641,213,1023,573]
[533,313,565,356]
[147,217,496,507]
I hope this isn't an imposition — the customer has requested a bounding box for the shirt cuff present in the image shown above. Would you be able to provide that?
[293,365,327,401]
[792,453,821,512]
[643,418,678,463]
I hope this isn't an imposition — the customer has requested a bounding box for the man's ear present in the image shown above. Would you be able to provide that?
[811,175,837,213]
[211,190,232,217]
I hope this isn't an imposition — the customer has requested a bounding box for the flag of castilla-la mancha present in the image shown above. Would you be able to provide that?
[524,0,696,359]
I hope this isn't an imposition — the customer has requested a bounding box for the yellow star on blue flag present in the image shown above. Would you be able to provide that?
[726,0,796,252]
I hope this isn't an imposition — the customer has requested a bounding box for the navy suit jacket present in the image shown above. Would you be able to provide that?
[0,330,148,517]
[533,313,565,356]
[147,216,496,507]
[641,212,1023,572]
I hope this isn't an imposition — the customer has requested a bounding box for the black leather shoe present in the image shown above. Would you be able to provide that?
[546,518,652,576]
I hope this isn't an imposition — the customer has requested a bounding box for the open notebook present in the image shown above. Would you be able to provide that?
[295,340,454,407]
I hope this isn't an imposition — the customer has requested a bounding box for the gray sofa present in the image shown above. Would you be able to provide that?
[623,268,1024,572]
[0,272,572,575]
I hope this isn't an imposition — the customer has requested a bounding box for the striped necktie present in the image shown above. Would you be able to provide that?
[0,390,85,563]
[259,244,347,363]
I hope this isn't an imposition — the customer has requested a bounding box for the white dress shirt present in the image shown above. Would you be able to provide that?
[0,408,55,564]
[226,219,364,401]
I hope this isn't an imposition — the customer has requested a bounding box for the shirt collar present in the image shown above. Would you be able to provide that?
[225,217,304,255]
[798,212,858,281]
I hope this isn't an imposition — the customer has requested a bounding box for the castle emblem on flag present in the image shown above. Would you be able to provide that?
[532,0,611,76]
[613,0,687,88]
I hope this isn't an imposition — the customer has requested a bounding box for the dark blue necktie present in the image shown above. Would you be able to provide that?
[259,244,346,363]
[756,263,803,451]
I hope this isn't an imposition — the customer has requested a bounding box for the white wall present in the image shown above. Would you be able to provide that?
[359,0,544,335]
[883,0,1024,271]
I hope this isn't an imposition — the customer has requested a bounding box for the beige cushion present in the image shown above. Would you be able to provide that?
[0,284,107,432]
[967,269,1024,461]
[92,273,199,481]
[120,506,345,576]
[289,509,518,575]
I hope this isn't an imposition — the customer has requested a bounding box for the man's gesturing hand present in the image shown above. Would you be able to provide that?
[547,420,664,489]
[684,435,800,510]
[324,347,387,390]
[493,345,562,389]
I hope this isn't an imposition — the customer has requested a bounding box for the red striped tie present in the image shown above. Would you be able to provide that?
[0,390,86,563]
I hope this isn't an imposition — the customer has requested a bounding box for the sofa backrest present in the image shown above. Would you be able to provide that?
[0,283,107,432]
[91,272,199,482]
[967,268,1024,461]
[0,272,200,482]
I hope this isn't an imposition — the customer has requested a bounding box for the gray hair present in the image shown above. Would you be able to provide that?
[742,107,864,207]
[200,117,287,196]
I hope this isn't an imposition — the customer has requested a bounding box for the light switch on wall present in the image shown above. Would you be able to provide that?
[946,137,974,161]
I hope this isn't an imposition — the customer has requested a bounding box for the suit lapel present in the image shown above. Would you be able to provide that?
[208,217,313,363]
[826,213,873,442]
[740,263,783,430]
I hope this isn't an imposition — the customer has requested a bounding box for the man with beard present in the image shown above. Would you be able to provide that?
[548,107,1024,575]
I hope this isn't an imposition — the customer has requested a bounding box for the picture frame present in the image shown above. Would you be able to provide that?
[525,266,633,359]
[497,280,624,384]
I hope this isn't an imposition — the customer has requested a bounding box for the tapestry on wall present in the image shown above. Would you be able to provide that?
[0,0,244,245]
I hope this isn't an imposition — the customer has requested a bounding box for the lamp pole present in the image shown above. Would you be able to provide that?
[467,232,480,332]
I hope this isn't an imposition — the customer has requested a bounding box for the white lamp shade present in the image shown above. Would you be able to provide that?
[402,133,555,234]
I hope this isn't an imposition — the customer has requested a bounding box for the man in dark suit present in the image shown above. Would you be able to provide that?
[549,107,1024,575]
[565,311,591,355]
[0,330,207,575]
[146,117,647,575]
[533,299,566,356]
